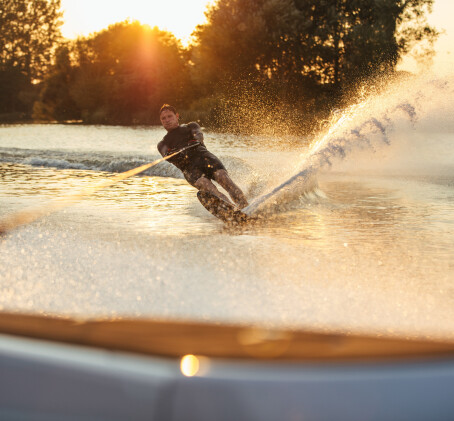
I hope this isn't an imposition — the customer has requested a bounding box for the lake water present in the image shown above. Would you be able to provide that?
[1,74,454,341]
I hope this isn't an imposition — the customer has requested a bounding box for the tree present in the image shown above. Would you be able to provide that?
[293,0,438,90]
[190,0,322,133]
[191,0,299,92]
[213,0,438,87]
[191,0,438,127]
[69,21,189,124]
[0,0,62,118]
[0,0,62,81]
[32,45,79,121]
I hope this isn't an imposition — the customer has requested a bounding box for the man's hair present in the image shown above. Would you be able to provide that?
[160,104,177,115]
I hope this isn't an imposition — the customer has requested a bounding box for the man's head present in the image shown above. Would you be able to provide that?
[160,104,179,131]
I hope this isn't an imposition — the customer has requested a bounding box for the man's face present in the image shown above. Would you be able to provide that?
[160,109,179,131]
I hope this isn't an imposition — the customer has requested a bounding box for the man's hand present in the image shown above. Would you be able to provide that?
[165,147,177,156]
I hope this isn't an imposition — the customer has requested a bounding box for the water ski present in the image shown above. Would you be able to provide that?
[197,191,250,224]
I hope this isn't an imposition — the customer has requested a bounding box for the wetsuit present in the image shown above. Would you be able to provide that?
[157,122,226,185]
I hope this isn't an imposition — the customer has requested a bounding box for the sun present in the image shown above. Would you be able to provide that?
[61,0,214,45]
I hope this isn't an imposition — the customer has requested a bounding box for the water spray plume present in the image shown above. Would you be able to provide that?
[246,73,454,215]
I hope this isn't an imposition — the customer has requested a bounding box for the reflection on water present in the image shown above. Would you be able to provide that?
[0,163,216,236]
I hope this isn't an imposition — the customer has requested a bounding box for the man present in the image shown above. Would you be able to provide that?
[157,104,248,209]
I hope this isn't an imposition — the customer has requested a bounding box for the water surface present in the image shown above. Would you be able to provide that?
[1,74,454,341]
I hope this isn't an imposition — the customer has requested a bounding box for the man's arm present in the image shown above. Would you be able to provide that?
[157,140,168,157]
[187,122,205,146]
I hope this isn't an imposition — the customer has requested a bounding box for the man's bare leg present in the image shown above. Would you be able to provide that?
[194,176,231,204]
[213,169,248,209]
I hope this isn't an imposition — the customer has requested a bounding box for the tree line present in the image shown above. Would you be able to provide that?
[0,0,438,134]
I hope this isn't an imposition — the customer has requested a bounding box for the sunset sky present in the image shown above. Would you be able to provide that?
[60,0,213,45]
[61,0,453,73]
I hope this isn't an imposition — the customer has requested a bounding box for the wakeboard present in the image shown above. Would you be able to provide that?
[197,191,251,224]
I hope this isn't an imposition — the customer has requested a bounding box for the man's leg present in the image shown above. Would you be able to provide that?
[213,169,248,209]
[194,176,231,204]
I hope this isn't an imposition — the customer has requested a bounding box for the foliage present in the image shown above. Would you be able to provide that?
[293,0,438,88]
[0,0,62,80]
[190,0,325,132]
[0,0,439,129]
[191,0,438,132]
[32,45,79,121]
[0,0,62,118]
[68,21,190,124]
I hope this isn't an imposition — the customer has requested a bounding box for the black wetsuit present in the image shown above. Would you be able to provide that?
[157,122,225,185]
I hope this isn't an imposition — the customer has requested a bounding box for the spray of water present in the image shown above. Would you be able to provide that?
[245,73,454,216]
